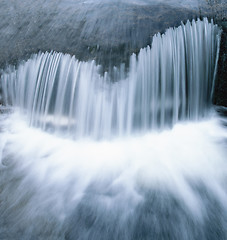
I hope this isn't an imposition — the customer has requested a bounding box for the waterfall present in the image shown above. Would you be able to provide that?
[0,18,221,138]
[0,16,226,240]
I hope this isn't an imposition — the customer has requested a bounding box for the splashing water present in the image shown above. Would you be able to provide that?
[0,110,226,239]
[0,18,226,240]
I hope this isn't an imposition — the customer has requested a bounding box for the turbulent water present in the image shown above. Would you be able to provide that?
[0,110,226,240]
[0,17,226,240]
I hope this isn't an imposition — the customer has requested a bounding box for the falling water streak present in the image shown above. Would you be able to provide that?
[0,18,221,139]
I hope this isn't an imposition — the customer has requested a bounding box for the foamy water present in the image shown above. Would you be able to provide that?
[0,110,226,239]
[0,17,226,240]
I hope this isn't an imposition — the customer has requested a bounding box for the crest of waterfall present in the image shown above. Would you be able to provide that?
[0,18,221,139]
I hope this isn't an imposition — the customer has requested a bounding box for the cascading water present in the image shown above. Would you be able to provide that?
[0,18,221,138]
[0,17,226,240]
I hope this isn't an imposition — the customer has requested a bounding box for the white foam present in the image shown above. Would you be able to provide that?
[0,111,226,220]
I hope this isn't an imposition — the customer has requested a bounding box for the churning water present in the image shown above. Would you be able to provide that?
[0,18,226,239]
[0,109,226,239]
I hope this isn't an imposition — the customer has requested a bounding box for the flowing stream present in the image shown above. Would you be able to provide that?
[0,18,226,240]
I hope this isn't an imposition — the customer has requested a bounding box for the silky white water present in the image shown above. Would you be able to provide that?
[0,18,221,139]
[0,18,226,239]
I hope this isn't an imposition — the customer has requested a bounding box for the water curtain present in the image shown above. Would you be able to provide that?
[0,18,221,138]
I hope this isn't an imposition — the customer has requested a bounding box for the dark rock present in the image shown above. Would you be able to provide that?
[213,20,227,107]
[0,0,212,71]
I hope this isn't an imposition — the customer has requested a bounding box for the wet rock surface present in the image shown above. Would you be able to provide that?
[213,21,227,107]
[207,0,227,107]
[0,0,212,70]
